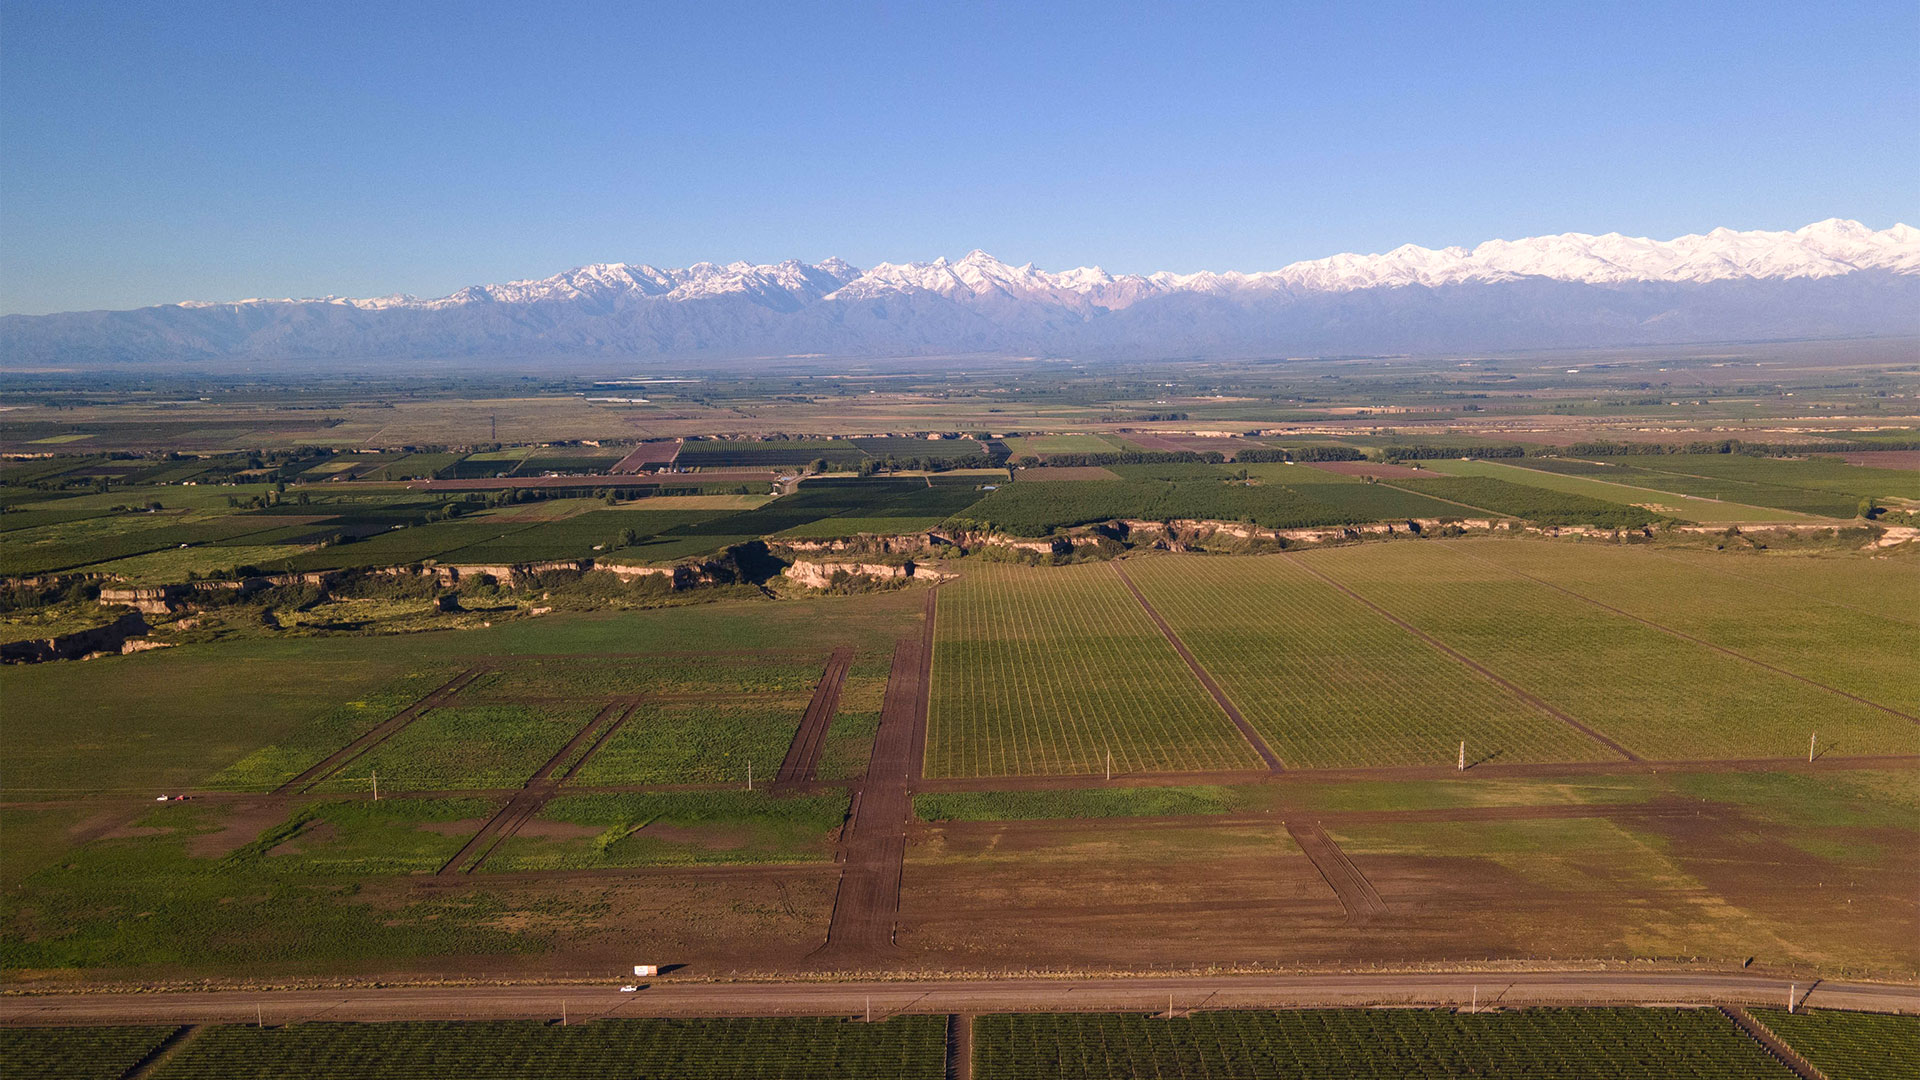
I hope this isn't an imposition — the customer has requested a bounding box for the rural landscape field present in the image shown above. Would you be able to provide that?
[2,344,1916,1076]
[7,2,1919,1073]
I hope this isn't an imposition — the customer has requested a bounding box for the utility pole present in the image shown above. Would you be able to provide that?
[1809,733,1817,763]
[371,769,379,801]
[1458,741,1466,772]
[490,414,497,443]
[562,1001,568,1026]
[747,760,753,791]
[1104,746,1112,782]
[866,996,871,1023]
[1789,984,1795,1013]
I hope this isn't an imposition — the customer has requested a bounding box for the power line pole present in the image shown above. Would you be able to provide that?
[1809,732,1817,763]
[1458,741,1466,772]
[746,759,753,791]
[371,769,379,801]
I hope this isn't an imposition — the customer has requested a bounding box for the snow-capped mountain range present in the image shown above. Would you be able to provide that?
[6,220,1916,366]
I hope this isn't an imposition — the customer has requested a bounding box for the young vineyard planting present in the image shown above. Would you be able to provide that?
[926,561,1261,777]
[140,1016,946,1079]
[1297,542,1919,761]
[973,1008,1794,1079]
[1751,1007,1920,1080]
[1124,554,1607,768]
[0,1025,177,1080]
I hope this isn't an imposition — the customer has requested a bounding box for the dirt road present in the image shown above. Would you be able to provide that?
[3,972,1910,1026]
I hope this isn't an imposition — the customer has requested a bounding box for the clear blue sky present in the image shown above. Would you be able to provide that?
[2,0,1915,314]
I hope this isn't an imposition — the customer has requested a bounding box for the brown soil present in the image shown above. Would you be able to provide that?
[775,648,852,785]
[416,818,493,836]
[186,798,296,858]
[267,820,339,856]
[1838,450,1920,469]
[638,822,752,850]
[493,819,597,840]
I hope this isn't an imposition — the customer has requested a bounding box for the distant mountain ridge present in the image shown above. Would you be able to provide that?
[6,219,1916,366]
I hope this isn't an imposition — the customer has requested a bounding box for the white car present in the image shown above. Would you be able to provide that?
[619,985,639,992]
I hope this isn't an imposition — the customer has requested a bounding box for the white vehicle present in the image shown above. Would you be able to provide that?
[619,985,639,993]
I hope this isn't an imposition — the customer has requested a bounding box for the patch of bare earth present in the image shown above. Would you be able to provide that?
[188,798,297,858]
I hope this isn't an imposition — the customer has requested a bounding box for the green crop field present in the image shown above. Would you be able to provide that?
[311,703,603,791]
[1386,475,1666,527]
[246,797,502,875]
[1460,541,1920,714]
[207,667,464,790]
[1539,457,1867,518]
[485,790,849,869]
[1124,554,1610,767]
[1650,550,1920,626]
[568,699,809,785]
[974,1008,1792,1078]
[124,1017,945,1080]
[0,1025,178,1080]
[458,655,824,700]
[1751,1008,1920,1080]
[1623,454,1920,502]
[1420,459,1797,522]
[926,560,1261,777]
[1298,541,1918,760]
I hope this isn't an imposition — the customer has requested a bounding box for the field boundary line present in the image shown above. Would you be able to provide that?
[909,588,938,783]
[1284,821,1387,921]
[817,622,928,960]
[1286,556,1640,762]
[1110,561,1286,772]
[1475,459,1807,519]
[1452,547,1920,727]
[949,1013,973,1080]
[1370,480,1509,518]
[276,666,489,795]
[1718,1005,1827,1080]
[776,647,854,786]
[118,1023,201,1080]
[438,700,635,875]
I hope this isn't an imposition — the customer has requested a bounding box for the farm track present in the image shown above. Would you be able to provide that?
[1284,821,1388,921]
[5,973,1913,1026]
[820,592,935,962]
[437,701,636,875]
[776,648,854,786]
[1285,556,1641,763]
[1720,1005,1827,1080]
[274,667,489,795]
[1110,561,1286,772]
[1452,547,1920,726]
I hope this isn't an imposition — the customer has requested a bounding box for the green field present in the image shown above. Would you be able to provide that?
[1460,541,1920,714]
[974,1008,1792,1079]
[119,1017,945,1079]
[311,703,603,791]
[485,790,849,869]
[1125,554,1610,768]
[0,1025,179,1080]
[568,700,808,785]
[1421,458,1801,522]
[1386,474,1665,527]
[1751,1007,1920,1080]
[1298,541,1918,760]
[926,561,1261,776]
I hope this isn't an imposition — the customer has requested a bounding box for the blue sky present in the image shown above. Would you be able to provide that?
[2,1,1915,314]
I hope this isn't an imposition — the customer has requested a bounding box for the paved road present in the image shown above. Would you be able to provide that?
[4,971,1912,1025]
